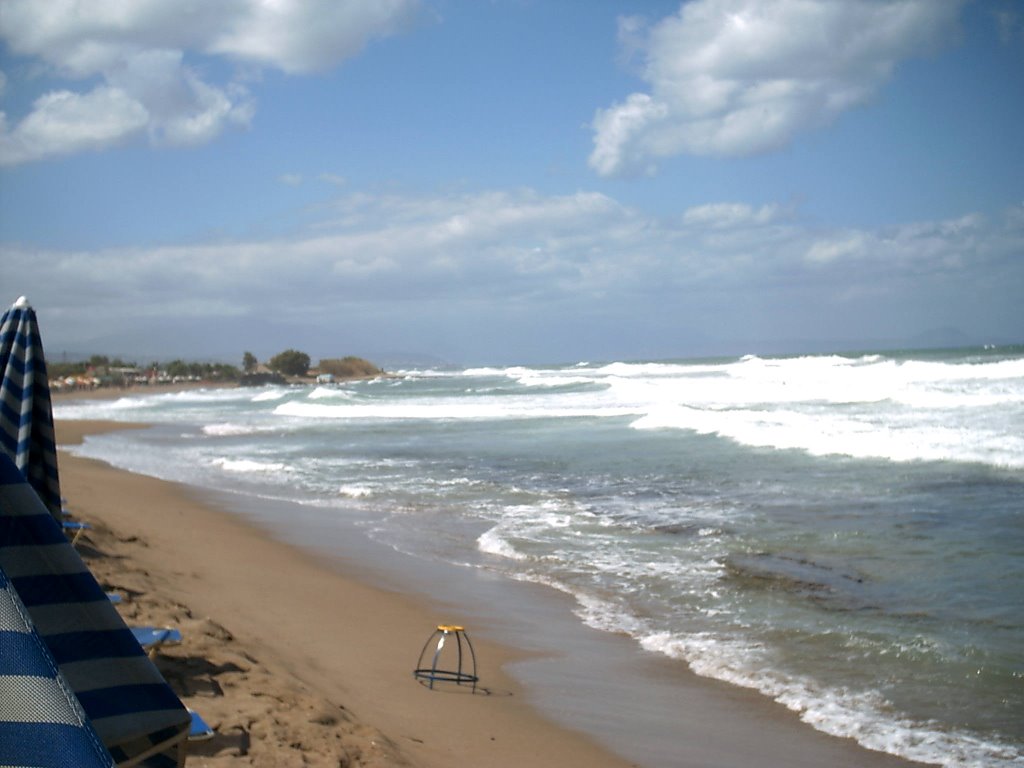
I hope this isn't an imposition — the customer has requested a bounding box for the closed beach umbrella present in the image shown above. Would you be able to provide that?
[0,296,62,519]
[0,453,191,765]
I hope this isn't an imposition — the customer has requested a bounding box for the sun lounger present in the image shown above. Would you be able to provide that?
[61,519,91,545]
[131,626,183,657]
[187,709,215,742]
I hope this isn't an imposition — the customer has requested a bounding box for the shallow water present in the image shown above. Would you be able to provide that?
[57,346,1024,767]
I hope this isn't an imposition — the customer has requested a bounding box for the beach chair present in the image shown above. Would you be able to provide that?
[62,519,92,545]
[131,626,184,657]
[187,709,215,742]
[0,453,191,767]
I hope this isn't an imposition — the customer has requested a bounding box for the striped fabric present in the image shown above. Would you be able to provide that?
[0,297,62,520]
[0,563,115,767]
[0,453,190,767]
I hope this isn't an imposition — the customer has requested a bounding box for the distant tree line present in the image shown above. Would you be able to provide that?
[49,355,239,382]
[256,349,383,379]
[163,360,240,380]
[267,349,310,377]
[47,350,384,388]
[49,355,135,379]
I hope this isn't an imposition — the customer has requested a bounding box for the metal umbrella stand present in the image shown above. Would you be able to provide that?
[413,624,478,692]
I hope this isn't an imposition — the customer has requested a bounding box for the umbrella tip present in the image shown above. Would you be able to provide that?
[14,296,30,308]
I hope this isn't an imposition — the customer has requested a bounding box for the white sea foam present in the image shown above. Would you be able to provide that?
[53,396,151,419]
[202,422,260,436]
[571,590,649,636]
[251,389,287,402]
[594,361,674,376]
[514,372,595,388]
[160,389,235,403]
[308,386,354,400]
[211,457,288,473]
[620,353,1024,469]
[477,527,526,560]
[273,399,637,422]
[338,484,373,498]
[462,366,511,377]
[630,404,1024,468]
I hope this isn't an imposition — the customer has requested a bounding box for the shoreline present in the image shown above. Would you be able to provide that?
[56,419,635,768]
[55,409,928,768]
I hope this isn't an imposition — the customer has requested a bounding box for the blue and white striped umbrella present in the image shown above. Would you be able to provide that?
[1,296,62,520]
[0,562,115,767]
[0,453,191,766]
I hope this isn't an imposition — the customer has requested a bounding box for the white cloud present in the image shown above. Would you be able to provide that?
[804,213,995,270]
[0,0,420,75]
[5,189,1020,359]
[590,0,965,176]
[8,189,1019,315]
[0,0,419,165]
[682,202,784,228]
[208,0,420,74]
[156,73,254,146]
[0,87,149,164]
[806,232,869,264]
[590,93,668,177]
[103,48,255,147]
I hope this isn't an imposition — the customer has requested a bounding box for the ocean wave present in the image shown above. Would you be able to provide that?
[158,388,240,403]
[557,581,1024,768]
[251,389,288,402]
[477,527,526,560]
[202,422,264,436]
[273,399,638,422]
[461,366,515,377]
[639,630,1024,768]
[629,405,1024,469]
[308,386,355,400]
[53,396,152,420]
[595,360,719,377]
[513,373,603,389]
[211,457,289,473]
[338,484,374,498]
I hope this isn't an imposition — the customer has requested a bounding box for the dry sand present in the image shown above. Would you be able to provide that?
[55,415,926,768]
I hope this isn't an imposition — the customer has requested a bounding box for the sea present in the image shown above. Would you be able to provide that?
[55,346,1024,768]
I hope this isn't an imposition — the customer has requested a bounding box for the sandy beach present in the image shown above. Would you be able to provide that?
[54,412,928,768]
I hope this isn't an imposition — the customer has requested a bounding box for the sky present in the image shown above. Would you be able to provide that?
[1,0,1022,367]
